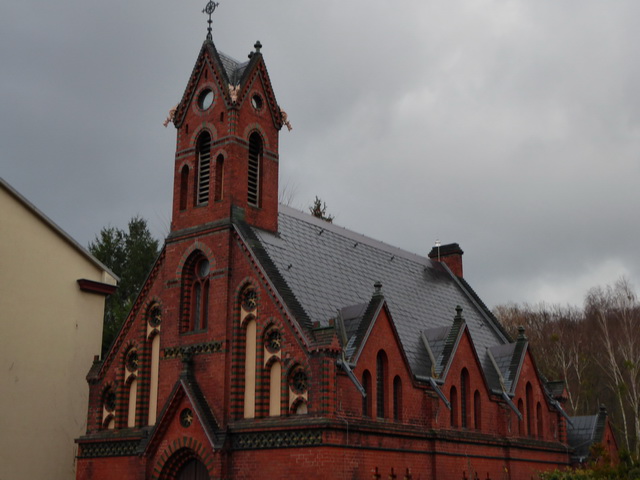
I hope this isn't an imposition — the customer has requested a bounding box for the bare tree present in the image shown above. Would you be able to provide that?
[585,278,640,456]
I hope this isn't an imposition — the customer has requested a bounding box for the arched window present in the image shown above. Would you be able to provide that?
[288,366,309,415]
[148,333,160,425]
[146,303,162,425]
[450,386,458,427]
[247,132,263,207]
[181,253,210,333]
[376,350,387,419]
[518,398,525,436]
[124,348,138,428]
[393,376,402,422]
[191,258,210,331]
[460,369,470,429]
[362,370,372,417]
[214,154,224,201]
[526,382,534,436]
[536,402,543,438]
[102,387,116,430]
[269,360,282,417]
[473,390,481,430]
[180,165,189,210]
[196,132,211,205]
[243,317,257,419]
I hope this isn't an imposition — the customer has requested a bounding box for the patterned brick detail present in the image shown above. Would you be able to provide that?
[232,429,322,450]
[163,341,224,359]
[78,440,140,458]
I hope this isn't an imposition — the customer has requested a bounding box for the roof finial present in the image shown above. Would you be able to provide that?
[202,1,220,41]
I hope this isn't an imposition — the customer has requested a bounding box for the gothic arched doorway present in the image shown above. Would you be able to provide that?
[157,447,211,480]
[177,458,209,480]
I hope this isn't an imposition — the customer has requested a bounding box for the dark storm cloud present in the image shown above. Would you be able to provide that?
[2,0,639,308]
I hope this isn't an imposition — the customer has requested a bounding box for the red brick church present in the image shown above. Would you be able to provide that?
[75,11,616,480]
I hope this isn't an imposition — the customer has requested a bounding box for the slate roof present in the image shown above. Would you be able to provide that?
[244,205,511,383]
[218,51,249,85]
[567,408,607,462]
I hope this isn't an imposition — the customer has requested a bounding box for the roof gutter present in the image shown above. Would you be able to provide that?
[416,375,451,410]
[337,358,366,397]
[547,393,574,427]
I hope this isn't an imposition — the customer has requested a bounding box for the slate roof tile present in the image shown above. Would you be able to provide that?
[247,206,511,381]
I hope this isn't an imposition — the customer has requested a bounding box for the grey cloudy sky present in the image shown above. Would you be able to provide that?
[3,1,640,309]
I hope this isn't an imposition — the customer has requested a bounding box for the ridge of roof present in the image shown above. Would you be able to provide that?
[278,205,430,266]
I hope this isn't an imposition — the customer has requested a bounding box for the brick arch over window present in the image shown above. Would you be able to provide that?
[242,123,270,150]
[179,250,211,333]
[152,440,213,480]
[175,243,215,278]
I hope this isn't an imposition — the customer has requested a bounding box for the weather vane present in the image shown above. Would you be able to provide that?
[202,1,219,40]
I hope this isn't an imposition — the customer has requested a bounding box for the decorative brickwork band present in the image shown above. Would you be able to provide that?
[163,341,223,360]
[78,440,140,458]
[232,429,322,450]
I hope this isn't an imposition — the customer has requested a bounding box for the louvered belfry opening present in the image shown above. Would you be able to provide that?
[247,132,262,207]
[196,132,212,205]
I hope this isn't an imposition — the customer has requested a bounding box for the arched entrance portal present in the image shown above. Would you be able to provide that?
[157,448,211,480]
[177,458,209,480]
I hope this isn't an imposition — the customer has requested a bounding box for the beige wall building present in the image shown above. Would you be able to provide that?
[0,178,117,480]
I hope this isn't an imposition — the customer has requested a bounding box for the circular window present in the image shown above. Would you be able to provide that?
[180,408,194,427]
[242,288,257,311]
[148,304,162,327]
[265,328,282,353]
[198,89,214,110]
[290,368,308,394]
[251,94,263,110]
[197,259,210,278]
[126,350,138,372]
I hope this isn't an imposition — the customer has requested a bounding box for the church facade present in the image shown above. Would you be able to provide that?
[75,26,600,480]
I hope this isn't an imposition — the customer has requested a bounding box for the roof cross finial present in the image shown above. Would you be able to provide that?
[202,1,220,41]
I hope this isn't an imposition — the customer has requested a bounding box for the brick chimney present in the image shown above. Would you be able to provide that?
[428,243,464,278]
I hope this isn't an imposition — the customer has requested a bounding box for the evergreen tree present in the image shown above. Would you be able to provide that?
[89,216,159,354]
[309,196,334,223]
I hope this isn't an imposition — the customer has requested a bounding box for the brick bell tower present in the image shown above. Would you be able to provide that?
[169,20,285,235]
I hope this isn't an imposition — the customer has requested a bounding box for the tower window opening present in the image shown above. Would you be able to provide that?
[196,132,212,205]
[247,133,262,207]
